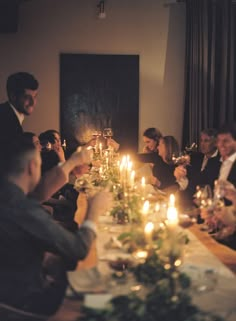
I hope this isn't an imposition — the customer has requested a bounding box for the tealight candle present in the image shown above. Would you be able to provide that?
[130,170,135,188]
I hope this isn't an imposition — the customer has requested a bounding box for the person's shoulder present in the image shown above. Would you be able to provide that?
[208,151,221,165]
[0,101,11,113]
[190,151,203,161]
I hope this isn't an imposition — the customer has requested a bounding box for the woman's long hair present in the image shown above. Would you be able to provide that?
[162,136,179,164]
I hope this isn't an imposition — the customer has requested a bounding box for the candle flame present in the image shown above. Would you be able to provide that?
[142,200,150,215]
[144,222,154,234]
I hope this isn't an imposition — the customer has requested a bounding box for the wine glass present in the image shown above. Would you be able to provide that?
[194,185,217,232]
[108,257,133,285]
[172,151,190,167]
[92,130,102,139]
[213,180,225,207]
[185,142,198,153]
[195,185,213,207]
[103,128,113,140]
[92,130,102,153]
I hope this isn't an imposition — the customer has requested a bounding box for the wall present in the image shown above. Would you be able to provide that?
[0,0,186,150]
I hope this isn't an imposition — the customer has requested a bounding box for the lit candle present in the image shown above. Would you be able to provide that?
[166,194,179,227]
[141,177,145,187]
[142,200,150,216]
[169,194,175,207]
[130,170,135,188]
[155,203,160,212]
[166,207,178,226]
[144,221,154,246]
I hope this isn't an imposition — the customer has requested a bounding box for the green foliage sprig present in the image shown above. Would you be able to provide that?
[79,243,223,321]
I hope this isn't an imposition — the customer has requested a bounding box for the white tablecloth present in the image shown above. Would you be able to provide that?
[67,216,236,320]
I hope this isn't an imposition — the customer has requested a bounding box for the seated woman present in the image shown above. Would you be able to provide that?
[150,135,180,192]
[137,127,162,163]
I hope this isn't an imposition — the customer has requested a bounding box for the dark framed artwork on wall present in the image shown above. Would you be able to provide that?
[60,53,139,154]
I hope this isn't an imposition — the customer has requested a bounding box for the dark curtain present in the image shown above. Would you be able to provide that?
[182,0,236,148]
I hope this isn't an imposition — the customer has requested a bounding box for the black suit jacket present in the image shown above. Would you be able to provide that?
[187,152,221,194]
[0,101,23,144]
[178,152,221,210]
[227,160,236,187]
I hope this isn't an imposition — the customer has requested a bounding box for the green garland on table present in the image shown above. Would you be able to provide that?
[79,253,223,321]
[110,189,143,224]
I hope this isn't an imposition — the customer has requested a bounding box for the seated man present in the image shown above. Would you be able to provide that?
[200,180,236,249]
[175,128,220,209]
[0,137,112,317]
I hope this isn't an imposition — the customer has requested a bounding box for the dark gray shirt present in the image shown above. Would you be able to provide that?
[0,180,95,315]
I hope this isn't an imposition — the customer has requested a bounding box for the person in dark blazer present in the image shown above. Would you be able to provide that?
[0,72,39,144]
[175,128,219,209]
[217,122,236,187]
[0,136,113,317]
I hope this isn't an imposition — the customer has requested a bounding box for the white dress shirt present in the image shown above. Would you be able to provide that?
[219,152,236,180]
[9,102,24,125]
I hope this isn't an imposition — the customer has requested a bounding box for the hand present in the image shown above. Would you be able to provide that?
[214,206,236,227]
[174,165,187,180]
[200,207,212,220]
[143,146,151,153]
[72,164,91,177]
[84,137,97,148]
[221,181,236,205]
[70,147,93,166]
[107,138,120,151]
[53,145,65,162]
[86,190,114,223]
[149,175,161,187]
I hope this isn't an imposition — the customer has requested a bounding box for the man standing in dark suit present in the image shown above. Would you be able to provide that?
[0,72,39,143]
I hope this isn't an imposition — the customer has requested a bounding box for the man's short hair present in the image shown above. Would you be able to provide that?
[6,72,39,98]
[39,129,60,145]
[218,122,236,140]
[200,128,218,138]
[0,136,36,178]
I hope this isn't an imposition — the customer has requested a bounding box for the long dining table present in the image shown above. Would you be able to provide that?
[48,192,236,321]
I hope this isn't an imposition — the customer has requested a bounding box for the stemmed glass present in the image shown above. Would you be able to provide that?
[92,130,102,139]
[184,142,198,153]
[103,128,113,140]
[213,180,225,208]
[172,151,190,167]
[194,185,216,232]
[194,185,213,208]
[92,130,102,153]
[103,128,114,153]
